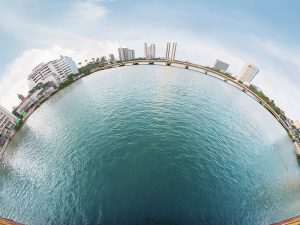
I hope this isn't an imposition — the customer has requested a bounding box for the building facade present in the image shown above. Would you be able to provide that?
[108,54,115,62]
[237,63,260,85]
[0,105,16,147]
[213,60,229,72]
[118,48,135,61]
[28,55,78,89]
[144,43,156,59]
[16,93,39,115]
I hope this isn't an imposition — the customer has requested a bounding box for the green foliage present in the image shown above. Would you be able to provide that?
[14,120,23,131]
[249,86,283,116]
[205,66,236,80]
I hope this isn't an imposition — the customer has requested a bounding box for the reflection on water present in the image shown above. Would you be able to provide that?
[1,66,299,225]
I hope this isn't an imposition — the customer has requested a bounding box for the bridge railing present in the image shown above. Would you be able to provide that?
[116,59,290,132]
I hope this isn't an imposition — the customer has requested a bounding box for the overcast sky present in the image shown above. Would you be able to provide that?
[0,0,299,119]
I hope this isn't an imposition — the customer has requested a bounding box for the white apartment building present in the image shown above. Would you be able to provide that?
[144,43,156,59]
[28,55,78,89]
[213,60,229,72]
[237,63,260,85]
[0,105,16,146]
[118,48,135,61]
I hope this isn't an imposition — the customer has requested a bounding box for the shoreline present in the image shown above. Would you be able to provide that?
[0,138,10,159]
[7,59,299,159]
[294,143,300,158]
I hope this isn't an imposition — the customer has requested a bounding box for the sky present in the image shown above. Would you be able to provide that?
[0,0,299,119]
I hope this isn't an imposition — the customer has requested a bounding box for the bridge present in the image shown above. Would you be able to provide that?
[111,58,292,136]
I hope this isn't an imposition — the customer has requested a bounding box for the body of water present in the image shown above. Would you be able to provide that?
[1,65,299,225]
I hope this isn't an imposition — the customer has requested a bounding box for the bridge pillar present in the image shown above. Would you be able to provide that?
[185,62,189,69]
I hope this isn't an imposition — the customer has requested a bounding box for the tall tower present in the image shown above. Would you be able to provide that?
[144,43,148,58]
[165,42,177,62]
[17,94,25,101]
[150,44,156,58]
[238,63,260,85]
[145,43,156,59]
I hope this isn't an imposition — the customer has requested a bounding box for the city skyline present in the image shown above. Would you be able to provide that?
[0,0,299,119]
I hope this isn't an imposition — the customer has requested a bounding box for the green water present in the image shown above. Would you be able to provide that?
[1,65,299,225]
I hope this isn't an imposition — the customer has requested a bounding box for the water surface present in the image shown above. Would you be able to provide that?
[1,65,299,225]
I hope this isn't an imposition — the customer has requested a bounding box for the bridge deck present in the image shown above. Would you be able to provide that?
[121,59,290,131]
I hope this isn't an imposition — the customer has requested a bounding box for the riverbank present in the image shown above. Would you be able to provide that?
[0,138,11,159]
[294,143,300,158]
[7,59,299,160]
[1,65,298,225]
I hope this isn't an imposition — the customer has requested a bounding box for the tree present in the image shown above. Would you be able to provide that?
[67,74,74,80]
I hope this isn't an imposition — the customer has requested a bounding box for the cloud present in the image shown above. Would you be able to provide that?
[72,2,109,19]
[259,40,300,68]
[0,0,299,120]
[0,42,119,110]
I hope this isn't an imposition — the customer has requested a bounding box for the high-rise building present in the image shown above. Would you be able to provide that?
[144,43,156,59]
[129,49,135,59]
[213,60,229,72]
[237,63,260,85]
[118,48,135,61]
[144,43,147,58]
[0,105,16,147]
[108,54,115,62]
[100,56,107,63]
[27,55,78,89]
[165,42,177,61]
[17,94,25,101]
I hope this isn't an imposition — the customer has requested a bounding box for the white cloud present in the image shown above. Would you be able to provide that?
[72,2,109,19]
[0,0,299,120]
[258,40,300,69]
[0,42,119,110]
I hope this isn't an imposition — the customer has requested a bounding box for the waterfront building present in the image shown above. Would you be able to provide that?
[237,63,260,85]
[213,60,229,72]
[0,105,16,147]
[118,48,135,61]
[28,55,78,89]
[15,93,39,115]
[17,94,26,101]
[108,54,115,62]
[144,43,156,59]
